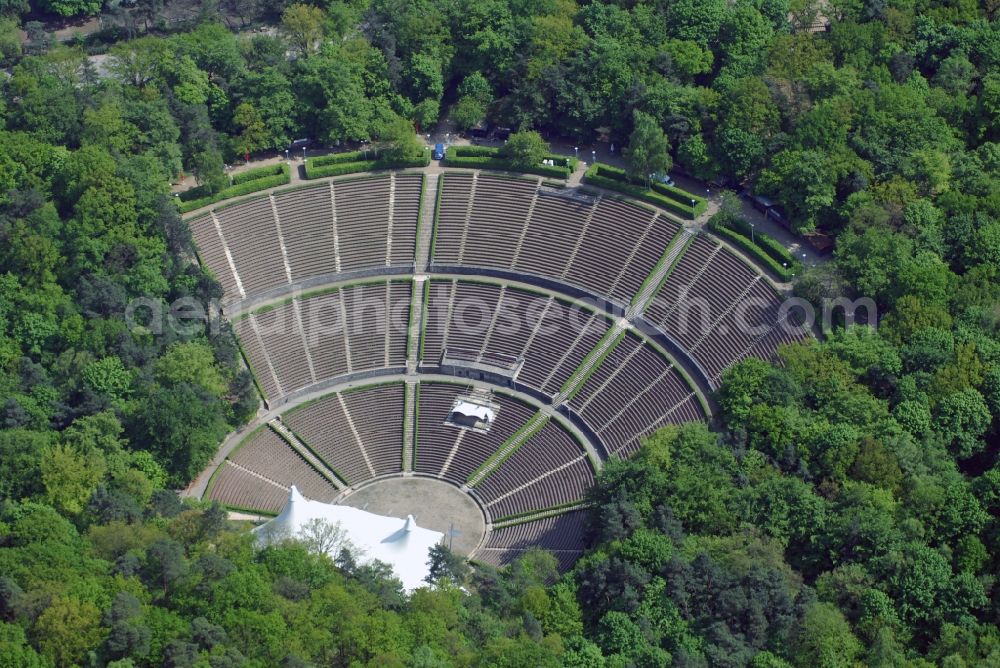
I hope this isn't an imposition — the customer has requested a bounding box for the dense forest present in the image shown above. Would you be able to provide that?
[0,0,998,665]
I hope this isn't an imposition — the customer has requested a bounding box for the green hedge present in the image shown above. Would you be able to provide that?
[583,163,705,219]
[591,162,706,212]
[231,162,287,185]
[707,219,801,282]
[303,150,430,179]
[443,154,570,178]
[584,166,696,219]
[450,145,577,168]
[443,145,575,178]
[178,163,291,213]
[308,149,383,167]
[450,145,499,158]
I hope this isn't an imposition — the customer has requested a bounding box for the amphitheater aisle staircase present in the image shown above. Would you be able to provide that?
[466,412,548,488]
[268,419,347,490]
[402,380,417,472]
[490,502,589,529]
[627,227,695,319]
[551,322,628,407]
[406,277,426,372]
[415,173,438,272]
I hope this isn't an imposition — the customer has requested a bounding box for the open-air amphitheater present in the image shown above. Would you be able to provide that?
[188,166,808,571]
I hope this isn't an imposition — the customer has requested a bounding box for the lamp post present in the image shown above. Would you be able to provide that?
[750,222,755,245]
[574,146,578,159]
[284,149,289,161]
[591,149,596,164]
[302,146,306,162]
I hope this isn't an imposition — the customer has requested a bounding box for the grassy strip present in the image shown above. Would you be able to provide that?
[178,163,291,213]
[583,163,704,220]
[429,172,444,261]
[706,217,801,281]
[561,328,627,399]
[266,422,348,486]
[406,280,419,359]
[401,383,410,470]
[419,279,430,360]
[233,332,269,405]
[202,460,226,501]
[277,423,353,487]
[466,413,548,486]
[218,503,279,518]
[413,172,426,261]
[412,384,420,470]
[222,423,270,463]
[630,230,692,307]
[303,150,430,179]
[493,501,588,525]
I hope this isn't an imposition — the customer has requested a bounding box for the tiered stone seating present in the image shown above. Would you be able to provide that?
[215,198,288,296]
[513,190,588,279]
[461,175,535,268]
[340,384,406,475]
[643,234,803,387]
[335,177,391,271]
[273,184,336,282]
[284,383,405,484]
[414,383,536,485]
[434,176,683,306]
[641,234,719,328]
[389,174,422,265]
[208,462,289,514]
[476,420,594,520]
[476,510,588,571]
[570,333,703,456]
[433,172,473,263]
[298,290,350,381]
[421,279,611,395]
[214,427,339,508]
[196,167,811,574]
[235,280,411,403]
[564,199,679,305]
[188,214,241,297]
[187,174,421,302]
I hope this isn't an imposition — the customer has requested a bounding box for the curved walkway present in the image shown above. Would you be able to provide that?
[183,371,603,500]
[223,269,715,419]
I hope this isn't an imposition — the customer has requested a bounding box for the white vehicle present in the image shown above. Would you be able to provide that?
[650,172,675,187]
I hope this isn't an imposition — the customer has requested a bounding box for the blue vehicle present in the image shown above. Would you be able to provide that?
[432,143,445,160]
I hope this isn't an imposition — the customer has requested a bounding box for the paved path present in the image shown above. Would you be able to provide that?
[182,371,603,500]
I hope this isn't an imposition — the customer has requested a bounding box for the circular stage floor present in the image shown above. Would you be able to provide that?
[337,477,486,556]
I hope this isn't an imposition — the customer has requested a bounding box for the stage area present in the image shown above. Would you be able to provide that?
[337,477,486,556]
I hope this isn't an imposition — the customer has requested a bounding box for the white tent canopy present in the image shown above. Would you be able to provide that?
[253,487,444,591]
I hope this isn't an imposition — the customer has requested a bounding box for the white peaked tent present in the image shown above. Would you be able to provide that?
[253,486,444,591]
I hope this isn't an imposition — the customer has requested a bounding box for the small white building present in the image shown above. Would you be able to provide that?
[253,486,444,591]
